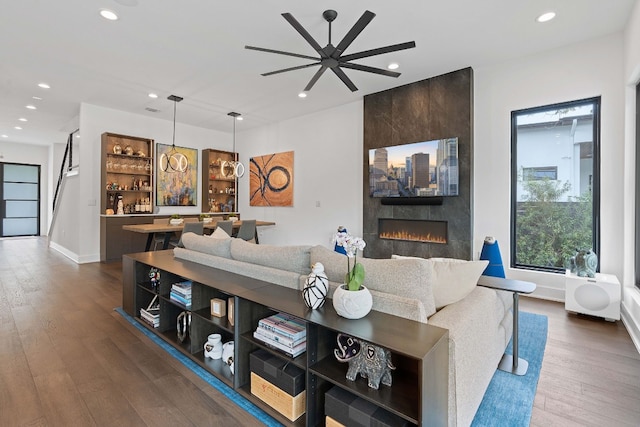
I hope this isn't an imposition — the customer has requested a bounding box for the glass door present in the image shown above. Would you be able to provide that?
[0,162,40,237]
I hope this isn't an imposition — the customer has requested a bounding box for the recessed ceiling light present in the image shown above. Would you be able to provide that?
[38,83,50,89]
[14,126,22,130]
[388,63,399,70]
[298,92,307,98]
[32,96,43,100]
[19,118,27,122]
[1,135,8,138]
[536,12,556,23]
[148,93,158,99]
[100,9,119,21]
[25,105,36,110]
[236,116,243,121]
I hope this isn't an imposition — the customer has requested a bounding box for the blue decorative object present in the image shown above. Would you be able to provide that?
[480,236,505,278]
[569,249,598,278]
[333,226,348,255]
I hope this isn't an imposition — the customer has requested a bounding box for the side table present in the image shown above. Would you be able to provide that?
[477,275,536,376]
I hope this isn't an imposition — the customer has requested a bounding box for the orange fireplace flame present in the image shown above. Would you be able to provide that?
[379,230,447,244]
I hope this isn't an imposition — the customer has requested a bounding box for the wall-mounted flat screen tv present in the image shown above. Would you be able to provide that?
[369,137,459,197]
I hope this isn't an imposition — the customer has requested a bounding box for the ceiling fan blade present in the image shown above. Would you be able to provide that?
[282,13,328,58]
[245,45,319,61]
[330,67,358,92]
[332,10,376,58]
[304,66,328,91]
[262,62,321,77]
[340,41,416,62]
[339,62,401,78]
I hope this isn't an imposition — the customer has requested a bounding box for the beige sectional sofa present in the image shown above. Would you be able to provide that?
[174,233,513,427]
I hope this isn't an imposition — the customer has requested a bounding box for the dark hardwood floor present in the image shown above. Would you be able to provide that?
[0,237,638,426]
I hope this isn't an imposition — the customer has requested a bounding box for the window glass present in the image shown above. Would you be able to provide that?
[511,98,600,272]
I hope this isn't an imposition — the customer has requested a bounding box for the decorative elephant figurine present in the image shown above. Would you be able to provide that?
[333,333,395,389]
[570,248,598,278]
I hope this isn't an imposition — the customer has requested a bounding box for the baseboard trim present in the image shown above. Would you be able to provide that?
[621,289,640,355]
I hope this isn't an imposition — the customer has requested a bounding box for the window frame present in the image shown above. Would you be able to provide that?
[510,97,601,273]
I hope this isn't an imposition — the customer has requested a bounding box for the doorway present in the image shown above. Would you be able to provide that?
[0,162,40,237]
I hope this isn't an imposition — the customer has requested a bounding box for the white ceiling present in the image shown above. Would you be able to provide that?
[0,0,636,146]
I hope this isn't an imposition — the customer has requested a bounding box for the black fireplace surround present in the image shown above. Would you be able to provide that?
[363,68,473,260]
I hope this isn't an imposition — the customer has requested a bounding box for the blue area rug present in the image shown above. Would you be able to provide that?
[472,311,548,427]
[115,308,546,427]
[114,308,282,426]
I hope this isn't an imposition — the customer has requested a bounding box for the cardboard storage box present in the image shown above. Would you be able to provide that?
[326,416,345,427]
[325,386,411,427]
[249,349,305,396]
[251,372,305,421]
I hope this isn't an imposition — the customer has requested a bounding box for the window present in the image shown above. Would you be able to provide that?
[522,166,558,181]
[511,97,600,272]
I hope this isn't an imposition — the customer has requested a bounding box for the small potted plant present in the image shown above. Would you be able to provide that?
[169,214,183,225]
[227,213,238,222]
[331,228,372,319]
[199,213,213,223]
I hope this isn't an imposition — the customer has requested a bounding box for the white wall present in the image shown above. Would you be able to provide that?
[236,101,364,246]
[0,141,51,236]
[622,0,640,352]
[474,33,625,300]
[49,103,231,263]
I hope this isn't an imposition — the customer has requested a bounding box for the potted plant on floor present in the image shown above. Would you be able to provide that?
[331,229,372,319]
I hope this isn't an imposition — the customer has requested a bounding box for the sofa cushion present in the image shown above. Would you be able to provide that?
[209,226,231,239]
[310,245,436,318]
[429,258,488,309]
[230,238,312,275]
[174,247,302,290]
[181,232,232,258]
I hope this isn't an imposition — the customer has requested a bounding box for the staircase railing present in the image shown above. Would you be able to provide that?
[49,129,78,238]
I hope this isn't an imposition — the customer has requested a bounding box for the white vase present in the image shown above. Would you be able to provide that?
[332,284,373,319]
[303,262,329,309]
[169,218,183,225]
[204,333,222,359]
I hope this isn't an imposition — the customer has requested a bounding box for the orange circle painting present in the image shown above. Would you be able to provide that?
[249,151,294,206]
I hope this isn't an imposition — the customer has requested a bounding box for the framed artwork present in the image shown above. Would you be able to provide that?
[249,150,294,207]
[156,143,198,206]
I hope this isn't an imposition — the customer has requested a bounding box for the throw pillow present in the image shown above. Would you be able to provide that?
[210,227,231,239]
[310,245,437,317]
[428,257,488,309]
[181,233,232,258]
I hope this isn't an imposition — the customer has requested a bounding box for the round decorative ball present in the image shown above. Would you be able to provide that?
[303,262,329,309]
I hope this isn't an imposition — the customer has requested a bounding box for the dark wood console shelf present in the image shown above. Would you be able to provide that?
[122,250,449,426]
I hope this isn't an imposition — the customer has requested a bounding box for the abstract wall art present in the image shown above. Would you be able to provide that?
[249,150,294,207]
[156,143,198,206]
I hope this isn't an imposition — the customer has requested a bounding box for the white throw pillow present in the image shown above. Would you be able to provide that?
[210,227,230,239]
[428,258,488,309]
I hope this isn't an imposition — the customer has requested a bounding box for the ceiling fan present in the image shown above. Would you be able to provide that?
[245,9,416,92]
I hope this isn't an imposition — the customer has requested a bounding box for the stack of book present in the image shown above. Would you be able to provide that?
[253,313,306,358]
[140,295,160,328]
[170,280,192,308]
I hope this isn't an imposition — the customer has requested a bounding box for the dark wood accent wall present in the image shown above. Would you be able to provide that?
[363,67,474,260]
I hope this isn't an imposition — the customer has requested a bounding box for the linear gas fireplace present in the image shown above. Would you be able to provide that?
[378,218,448,244]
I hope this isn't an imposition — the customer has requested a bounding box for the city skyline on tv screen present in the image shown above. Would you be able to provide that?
[368,137,459,197]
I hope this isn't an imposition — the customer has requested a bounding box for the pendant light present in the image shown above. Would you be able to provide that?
[160,95,189,173]
[221,112,245,178]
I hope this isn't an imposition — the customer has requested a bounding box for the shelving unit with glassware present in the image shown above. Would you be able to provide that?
[101,132,154,215]
[201,148,238,215]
